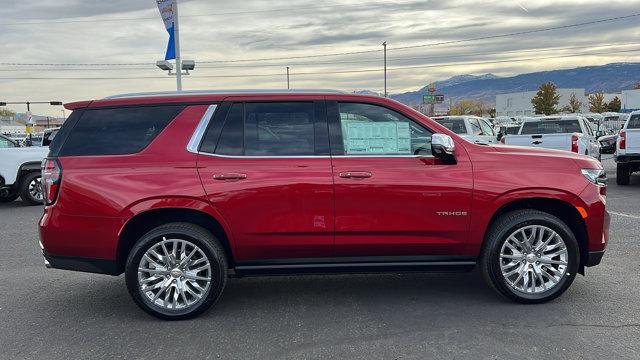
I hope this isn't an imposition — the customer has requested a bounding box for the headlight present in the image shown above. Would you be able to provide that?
[581,168,607,185]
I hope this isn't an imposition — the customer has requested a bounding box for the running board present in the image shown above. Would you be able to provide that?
[233,256,476,277]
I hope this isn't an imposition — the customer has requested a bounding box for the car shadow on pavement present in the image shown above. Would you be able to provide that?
[32,270,507,322]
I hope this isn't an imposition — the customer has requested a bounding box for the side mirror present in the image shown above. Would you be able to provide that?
[431,133,456,164]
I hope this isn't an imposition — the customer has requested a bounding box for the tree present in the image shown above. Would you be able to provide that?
[488,107,496,118]
[567,93,583,113]
[608,96,622,112]
[0,109,16,118]
[449,100,477,115]
[531,82,560,115]
[588,92,607,113]
[634,82,640,90]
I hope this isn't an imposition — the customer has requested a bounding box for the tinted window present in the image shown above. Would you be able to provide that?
[628,115,640,129]
[244,102,315,156]
[435,118,466,134]
[521,120,582,134]
[337,102,432,156]
[208,103,243,155]
[59,105,184,156]
[42,129,58,147]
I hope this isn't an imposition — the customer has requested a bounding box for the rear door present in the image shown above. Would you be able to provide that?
[327,100,473,257]
[196,98,335,261]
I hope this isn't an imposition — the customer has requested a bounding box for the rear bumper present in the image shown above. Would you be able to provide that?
[615,154,640,163]
[586,250,605,267]
[40,243,120,275]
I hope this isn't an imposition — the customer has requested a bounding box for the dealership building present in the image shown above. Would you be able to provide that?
[496,88,640,117]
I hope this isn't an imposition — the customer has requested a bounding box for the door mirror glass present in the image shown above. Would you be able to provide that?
[431,133,456,163]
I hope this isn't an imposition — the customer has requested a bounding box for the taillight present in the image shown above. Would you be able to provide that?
[571,134,579,153]
[42,158,62,205]
[619,131,626,150]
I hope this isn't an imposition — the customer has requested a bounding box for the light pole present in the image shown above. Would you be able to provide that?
[173,0,182,91]
[286,66,290,89]
[382,41,387,97]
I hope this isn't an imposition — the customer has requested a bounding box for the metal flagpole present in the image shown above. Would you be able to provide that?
[173,0,182,91]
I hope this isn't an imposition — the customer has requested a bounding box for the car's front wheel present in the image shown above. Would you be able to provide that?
[480,210,579,303]
[19,172,44,205]
[125,222,228,320]
[0,188,19,203]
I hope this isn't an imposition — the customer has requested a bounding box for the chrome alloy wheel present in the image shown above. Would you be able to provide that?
[137,238,212,310]
[29,177,43,202]
[499,225,568,294]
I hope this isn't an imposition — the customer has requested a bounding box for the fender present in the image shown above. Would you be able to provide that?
[466,186,586,255]
[119,195,238,257]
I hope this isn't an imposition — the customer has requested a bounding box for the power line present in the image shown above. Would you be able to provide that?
[3,42,639,71]
[1,48,638,80]
[1,12,638,66]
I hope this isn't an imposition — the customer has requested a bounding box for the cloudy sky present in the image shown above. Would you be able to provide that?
[1,0,639,116]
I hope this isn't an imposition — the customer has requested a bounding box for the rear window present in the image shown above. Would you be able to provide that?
[628,115,640,129]
[435,119,466,134]
[520,120,581,134]
[59,105,185,156]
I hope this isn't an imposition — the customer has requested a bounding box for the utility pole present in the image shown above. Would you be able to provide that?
[382,41,387,97]
[173,0,182,91]
[286,66,290,89]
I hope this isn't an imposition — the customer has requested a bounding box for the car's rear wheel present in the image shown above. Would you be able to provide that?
[0,188,19,203]
[616,164,630,185]
[19,172,43,205]
[480,210,579,303]
[125,222,227,320]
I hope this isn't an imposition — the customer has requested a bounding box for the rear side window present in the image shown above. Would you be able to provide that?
[628,115,640,129]
[435,119,466,134]
[521,120,581,134]
[59,105,184,156]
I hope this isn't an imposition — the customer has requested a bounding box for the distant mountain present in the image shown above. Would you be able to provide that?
[380,62,640,106]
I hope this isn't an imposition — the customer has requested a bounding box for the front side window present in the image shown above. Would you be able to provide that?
[468,119,483,136]
[479,119,495,136]
[337,102,432,156]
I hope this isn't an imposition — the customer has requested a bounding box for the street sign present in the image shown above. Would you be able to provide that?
[423,94,436,104]
[423,94,445,104]
[25,124,33,134]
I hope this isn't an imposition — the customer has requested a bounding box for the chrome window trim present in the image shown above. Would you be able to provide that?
[196,152,432,159]
[186,104,218,154]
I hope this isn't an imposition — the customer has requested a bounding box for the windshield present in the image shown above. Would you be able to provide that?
[434,118,467,134]
[520,120,582,134]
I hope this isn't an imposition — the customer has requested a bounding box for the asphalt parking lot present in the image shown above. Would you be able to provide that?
[0,159,639,360]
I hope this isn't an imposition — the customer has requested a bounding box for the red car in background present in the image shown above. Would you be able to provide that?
[39,91,609,319]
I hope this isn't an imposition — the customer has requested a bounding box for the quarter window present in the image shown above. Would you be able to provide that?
[337,102,432,156]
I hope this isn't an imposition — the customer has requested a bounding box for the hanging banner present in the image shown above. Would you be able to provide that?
[156,0,176,60]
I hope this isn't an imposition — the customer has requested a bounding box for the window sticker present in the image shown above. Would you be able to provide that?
[342,120,411,154]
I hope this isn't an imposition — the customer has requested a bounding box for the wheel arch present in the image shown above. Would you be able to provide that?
[116,206,235,274]
[482,197,589,274]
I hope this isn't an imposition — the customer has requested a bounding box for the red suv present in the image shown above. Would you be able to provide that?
[39,91,609,319]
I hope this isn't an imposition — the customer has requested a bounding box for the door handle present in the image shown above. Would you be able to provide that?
[531,141,543,145]
[213,173,247,181]
[339,171,372,179]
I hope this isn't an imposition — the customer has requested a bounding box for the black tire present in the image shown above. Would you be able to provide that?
[0,188,19,203]
[616,164,630,185]
[125,222,228,320]
[480,210,580,304]
[19,172,43,206]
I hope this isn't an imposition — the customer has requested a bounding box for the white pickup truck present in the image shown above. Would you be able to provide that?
[501,115,601,160]
[0,134,49,205]
[615,111,640,185]
[433,116,498,144]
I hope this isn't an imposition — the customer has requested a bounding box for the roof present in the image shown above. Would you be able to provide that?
[65,90,387,110]
[522,115,583,122]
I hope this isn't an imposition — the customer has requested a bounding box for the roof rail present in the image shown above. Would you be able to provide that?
[104,89,346,99]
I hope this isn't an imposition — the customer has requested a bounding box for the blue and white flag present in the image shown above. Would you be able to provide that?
[156,0,175,60]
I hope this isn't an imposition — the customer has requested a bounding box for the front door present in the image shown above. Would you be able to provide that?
[327,100,473,257]
[197,99,334,261]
